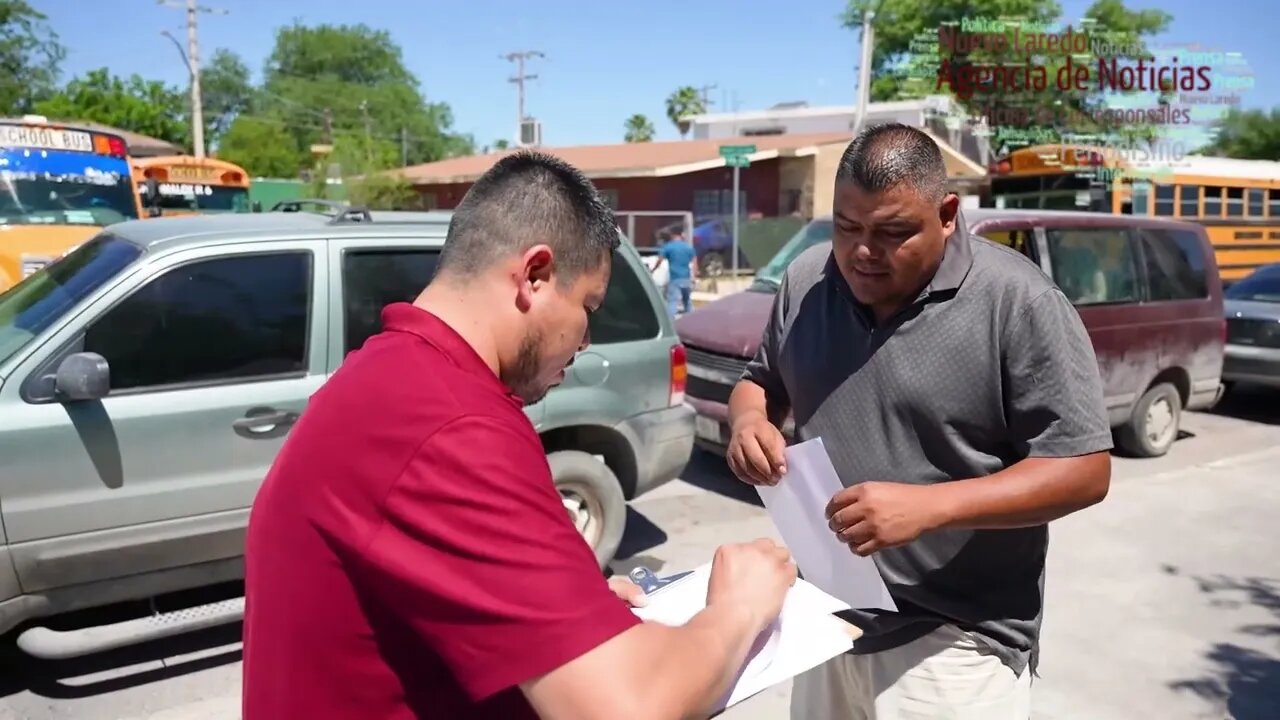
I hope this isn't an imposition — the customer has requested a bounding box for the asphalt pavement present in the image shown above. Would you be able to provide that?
[2,387,1278,720]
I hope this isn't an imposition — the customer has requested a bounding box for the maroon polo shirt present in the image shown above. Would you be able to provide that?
[242,302,640,720]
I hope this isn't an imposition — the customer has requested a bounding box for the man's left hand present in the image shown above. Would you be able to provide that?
[607,576,648,608]
[825,482,951,556]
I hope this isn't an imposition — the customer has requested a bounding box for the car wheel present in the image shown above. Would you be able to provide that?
[701,251,725,277]
[548,450,626,569]
[1117,382,1182,458]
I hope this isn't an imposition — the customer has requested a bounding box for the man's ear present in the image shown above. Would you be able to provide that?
[515,244,555,312]
[939,193,960,237]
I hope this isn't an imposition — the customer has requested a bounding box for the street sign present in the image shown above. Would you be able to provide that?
[718,144,756,157]
[724,154,750,168]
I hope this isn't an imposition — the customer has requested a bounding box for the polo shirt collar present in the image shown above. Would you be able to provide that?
[380,303,523,406]
[926,210,974,296]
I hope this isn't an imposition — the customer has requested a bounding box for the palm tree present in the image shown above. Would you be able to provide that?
[623,114,655,143]
[665,86,707,140]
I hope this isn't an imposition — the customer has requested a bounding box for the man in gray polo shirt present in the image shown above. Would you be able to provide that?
[727,123,1113,719]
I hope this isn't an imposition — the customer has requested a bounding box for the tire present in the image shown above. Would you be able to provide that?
[1116,382,1182,458]
[548,450,627,569]
[700,251,726,277]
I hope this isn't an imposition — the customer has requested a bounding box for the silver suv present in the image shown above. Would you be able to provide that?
[0,205,694,659]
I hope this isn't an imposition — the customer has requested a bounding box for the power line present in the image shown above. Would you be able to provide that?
[502,50,544,147]
[158,0,228,158]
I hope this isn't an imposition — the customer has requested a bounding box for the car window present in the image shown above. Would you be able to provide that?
[1045,228,1140,306]
[342,249,440,354]
[590,251,661,344]
[978,229,1034,258]
[1137,228,1209,301]
[83,252,311,392]
[1225,267,1280,302]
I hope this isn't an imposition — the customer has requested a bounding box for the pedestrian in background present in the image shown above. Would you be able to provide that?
[657,226,698,317]
[727,124,1112,719]
[243,150,797,720]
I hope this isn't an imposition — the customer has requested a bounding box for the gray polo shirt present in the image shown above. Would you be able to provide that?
[742,213,1112,676]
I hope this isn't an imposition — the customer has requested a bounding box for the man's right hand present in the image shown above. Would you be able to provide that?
[706,539,796,632]
[727,414,787,486]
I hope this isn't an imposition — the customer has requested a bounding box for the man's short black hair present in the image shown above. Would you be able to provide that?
[438,150,621,283]
[835,123,948,202]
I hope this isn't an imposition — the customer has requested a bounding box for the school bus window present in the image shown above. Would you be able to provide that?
[1248,188,1265,217]
[1204,186,1224,217]
[1154,184,1175,217]
[1131,182,1151,215]
[1179,185,1200,218]
[1269,189,1280,218]
[1226,187,1244,218]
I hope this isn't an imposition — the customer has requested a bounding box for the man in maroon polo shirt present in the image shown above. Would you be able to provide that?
[243,150,796,720]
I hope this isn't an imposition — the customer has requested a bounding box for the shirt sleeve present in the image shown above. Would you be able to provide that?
[345,415,640,701]
[741,270,791,409]
[1002,288,1114,457]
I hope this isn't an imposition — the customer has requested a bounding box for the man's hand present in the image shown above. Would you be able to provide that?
[706,539,796,632]
[825,482,952,556]
[607,576,649,608]
[727,414,787,486]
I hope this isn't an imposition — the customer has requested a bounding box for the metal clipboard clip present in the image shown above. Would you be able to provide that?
[627,566,694,596]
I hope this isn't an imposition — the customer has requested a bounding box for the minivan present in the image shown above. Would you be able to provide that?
[678,209,1225,459]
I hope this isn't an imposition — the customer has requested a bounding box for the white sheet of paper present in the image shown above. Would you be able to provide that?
[632,562,854,712]
[755,437,898,612]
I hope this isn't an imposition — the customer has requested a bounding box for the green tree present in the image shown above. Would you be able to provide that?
[0,0,64,115]
[665,87,706,139]
[494,138,510,150]
[201,48,254,147]
[841,0,1171,145]
[246,21,473,179]
[34,68,189,148]
[1199,107,1280,160]
[624,114,655,143]
[215,116,303,177]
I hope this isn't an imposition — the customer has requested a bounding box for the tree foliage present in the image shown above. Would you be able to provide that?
[841,0,1172,146]
[1199,108,1280,161]
[665,87,706,139]
[0,0,64,115]
[201,48,254,147]
[216,117,301,177]
[624,114,655,143]
[34,68,189,147]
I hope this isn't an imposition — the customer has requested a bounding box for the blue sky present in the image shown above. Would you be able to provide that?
[34,0,1278,150]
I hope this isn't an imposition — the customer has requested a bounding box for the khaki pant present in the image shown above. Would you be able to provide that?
[790,625,1031,720]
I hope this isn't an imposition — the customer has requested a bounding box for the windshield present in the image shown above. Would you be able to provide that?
[1226,269,1280,302]
[750,219,834,290]
[990,174,1111,212]
[0,149,139,226]
[0,233,142,368]
[141,182,251,213]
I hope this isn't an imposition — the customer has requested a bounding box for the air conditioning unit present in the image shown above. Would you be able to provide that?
[520,119,542,146]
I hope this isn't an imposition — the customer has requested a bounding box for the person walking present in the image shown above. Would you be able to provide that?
[726,124,1112,719]
[657,227,698,317]
[243,150,796,720]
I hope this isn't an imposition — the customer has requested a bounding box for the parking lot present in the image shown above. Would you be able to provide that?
[1,388,1278,720]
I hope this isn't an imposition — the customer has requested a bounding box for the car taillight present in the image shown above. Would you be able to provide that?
[669,343,687,407]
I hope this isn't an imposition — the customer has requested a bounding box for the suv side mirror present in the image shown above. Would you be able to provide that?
[54,352,110,401]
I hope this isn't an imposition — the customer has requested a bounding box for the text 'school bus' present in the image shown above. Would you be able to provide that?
[133,155,252,217]
[0,115,142,291]
[985,144,1280,284]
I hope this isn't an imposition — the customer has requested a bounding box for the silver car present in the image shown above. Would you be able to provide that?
[1223,263,1280,392]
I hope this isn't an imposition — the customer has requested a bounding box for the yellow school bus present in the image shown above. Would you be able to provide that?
[985,144,1280,283]
[0,115,143,292]
[133,155,252,217]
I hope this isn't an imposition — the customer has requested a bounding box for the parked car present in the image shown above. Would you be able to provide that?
[655,218,751,277]
[1222,263,1280,392]
[677,209,1225,459]
[0,205,694,659]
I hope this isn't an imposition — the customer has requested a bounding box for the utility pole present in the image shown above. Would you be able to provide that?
[359,100,373,166]
[401,127,408,166]
[159,0,226,158]
[322,108,333,145]
[502,50,545,146]
[852,10,875,137]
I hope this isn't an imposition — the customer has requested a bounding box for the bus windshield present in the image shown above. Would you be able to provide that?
[0,233,142,369]
[0,148,139,226]
[141,182,251,213]
[989,173,1111,212]
[750,219,834,291]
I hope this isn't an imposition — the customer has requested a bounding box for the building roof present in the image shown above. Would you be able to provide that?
[682,96,954,125]
[397,132,857,185]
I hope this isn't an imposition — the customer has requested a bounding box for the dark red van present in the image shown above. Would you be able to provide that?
[677,209,1226,458]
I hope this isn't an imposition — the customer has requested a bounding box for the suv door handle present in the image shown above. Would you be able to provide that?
[232,408,299,439]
